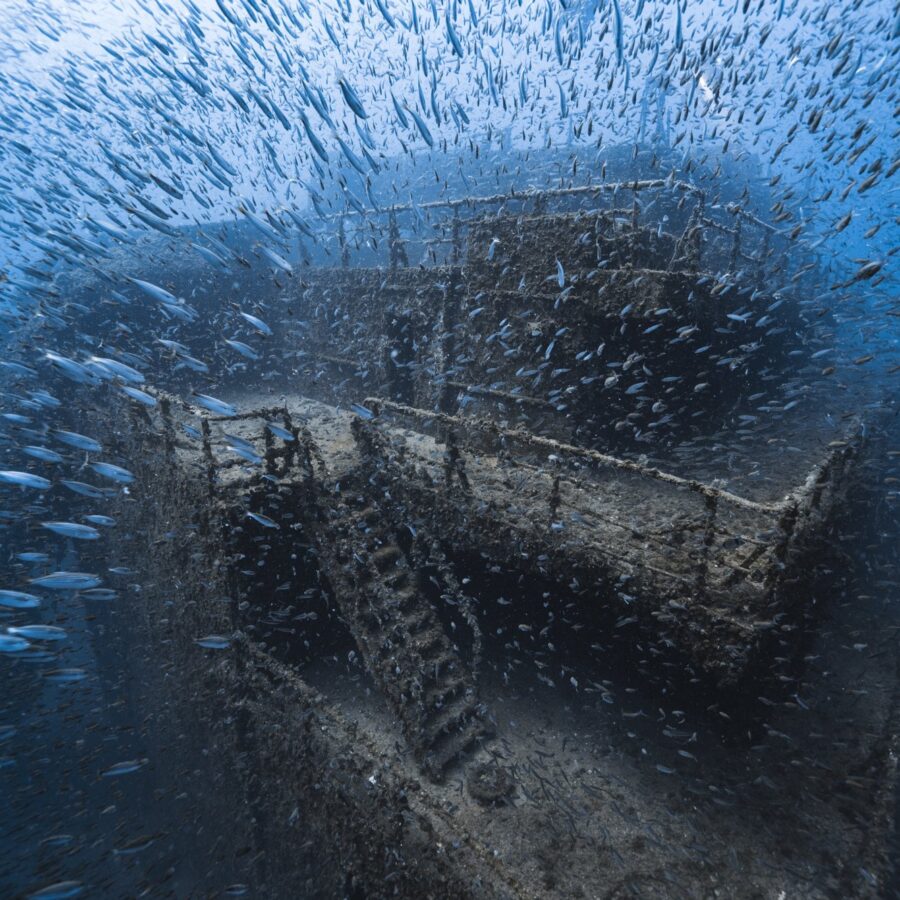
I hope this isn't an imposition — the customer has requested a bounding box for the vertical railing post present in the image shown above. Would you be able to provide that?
[630,198,640,266]
[688,193,704,273]
[281,408,297,472]
[159,396,175,463]
[549,475,561,526]
[772,502,800,575]
[388,207,408,269]
[388,208,398,270]
[201,418,215,498]
[696,492,718,594]
[264,423,276,476]
[729,215,742,272]
[339,214,349,268]
[756,230,770,284]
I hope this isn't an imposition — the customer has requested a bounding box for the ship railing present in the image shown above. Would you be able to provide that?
[314,180,786,282]
[112,385,858,594]
[358,397,860,590]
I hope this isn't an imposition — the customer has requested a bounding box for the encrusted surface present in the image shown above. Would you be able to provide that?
[85,386,895,900]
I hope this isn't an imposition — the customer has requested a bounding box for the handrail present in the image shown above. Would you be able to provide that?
[314,182,783,275]
[364,397,858,517]
[316,182,780,239]
[320,180,704,222]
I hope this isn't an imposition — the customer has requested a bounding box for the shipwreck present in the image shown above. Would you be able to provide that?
[11,157,895,898]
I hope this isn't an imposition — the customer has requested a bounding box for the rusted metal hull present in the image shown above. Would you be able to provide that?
[36,181,892,897]
[81,384,893,900]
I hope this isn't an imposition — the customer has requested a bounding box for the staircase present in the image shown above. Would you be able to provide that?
[314,489,487,779]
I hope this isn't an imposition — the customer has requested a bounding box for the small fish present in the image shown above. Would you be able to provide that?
[195,634,231,649]
[350,403,375,420]
[231,445,263,465]
[27,881,84,899]
[102,758,148,777]
[446,10,464,56]
[0,361,38,378]
[611,0,624,65]
[30,572,102,591]
[120,385,158,407]
[174,354,209,373]
[80,589,118,601]
[60,481,110,499]
[338,77,368,119]
[113,833,159,855]
[834,211,852,233]
[127,277,179,306]
[42,522,101,540]
[192,393,238,417]
[0,590,42,609]
[225,339,259,360]
[54,430,102,453]
[84,515,116,527]
[90,462,135,484]
[31,393,61,410]
[266,423,294,441]
[259,246,293,273]
[7,625,66,642]
[247,511,279,528]
[39,835,74,848]
[224,434,258,455]
[851,259,883,282]
[87,356,144,384]
[0,634,30,653]
[0,471,52,490]
[405,104,434,147]
[43,669,87,683]
[43,352,99,385]
[194,243,229,268]
[22,446,64,463]
[239,311,273,335]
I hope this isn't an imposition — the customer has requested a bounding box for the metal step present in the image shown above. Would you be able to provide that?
[313,496,483,778]
[421,695,479,748]
[422,718,490,779]
[425,679,467,712]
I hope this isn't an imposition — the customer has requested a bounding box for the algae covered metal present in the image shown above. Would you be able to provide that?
[57,172,892,898]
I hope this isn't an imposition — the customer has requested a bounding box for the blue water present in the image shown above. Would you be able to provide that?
[0,0,897,896]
